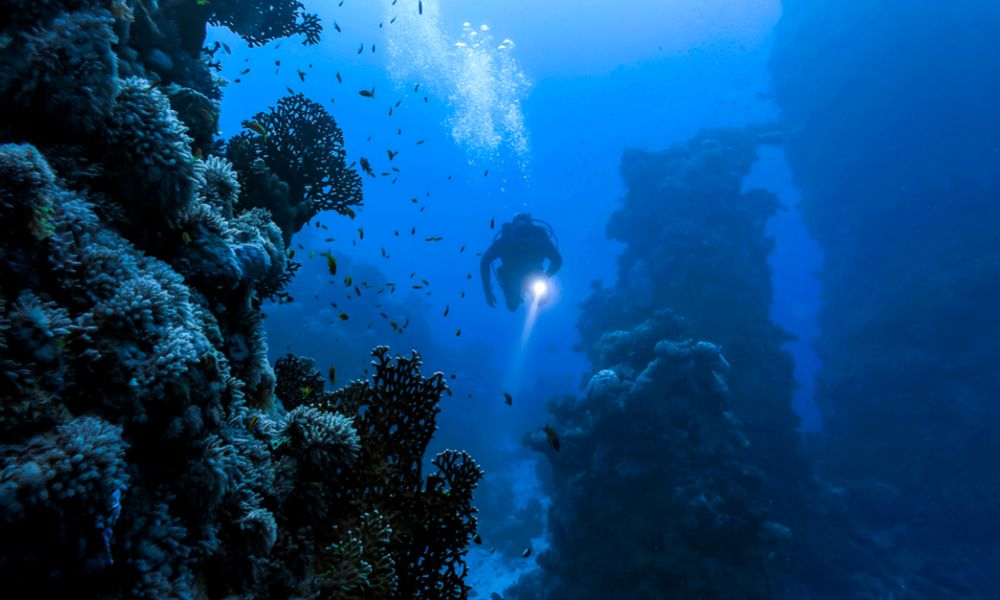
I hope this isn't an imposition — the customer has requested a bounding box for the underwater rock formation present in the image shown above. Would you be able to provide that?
[507,129,890,598]
[0,0,479,598]
[506,314,775,599]
[577,128,801,475]
[771,2,1000,595]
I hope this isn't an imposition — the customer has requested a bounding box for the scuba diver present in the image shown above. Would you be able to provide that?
[480,213,562,311]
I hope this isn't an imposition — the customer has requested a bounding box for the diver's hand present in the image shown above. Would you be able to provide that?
[484,288,497,308]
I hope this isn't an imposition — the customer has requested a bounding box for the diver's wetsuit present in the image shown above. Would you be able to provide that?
[480,219,562,311]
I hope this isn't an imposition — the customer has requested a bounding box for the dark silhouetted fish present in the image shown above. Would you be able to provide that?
[543,424,560,451]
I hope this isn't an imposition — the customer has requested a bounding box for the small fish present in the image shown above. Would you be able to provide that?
[390,16,397,23]
[388,107,393,116]
[455,329,462,337]
[336,72,343,83]
[371,44,376,53]
[414,83,420,92]
[244,120,268,138]
[297,69,306,82]
[459,245,466,253]
[503,392,512,406]
[339,313,350,321]
[334,21,341,32]
[387,150,399,160]
[301,386,312,398]
[473,533,482,545]
[357,43,364,54]
[483,169,489,177]
[418,0,423,15]
[395,100,402,108]
[275,59,281,67]
[358,228,365,240]
[443,304,449,317]
[425,236,443,242]
[522,547,532,558]
[359,87,376,98]
[359,157,375,177]
[325,253,337,276]
[345,276,353,286]
[490,217,495,229]
[416,139,425,145]
[240,68,251,75]
[411,227,416,235]
[424,96,429,103]
[354,285,361,297]
[222,42,231,54]
[543,424,561,451]
[181,231,192,245]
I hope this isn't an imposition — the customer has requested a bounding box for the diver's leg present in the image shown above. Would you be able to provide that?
[497,265,522,311]
[504,287,520,311]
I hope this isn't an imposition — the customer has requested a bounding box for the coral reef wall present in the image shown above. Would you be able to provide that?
[506,129,886,598]
[771,2,1000,595]
[0,1,479,598]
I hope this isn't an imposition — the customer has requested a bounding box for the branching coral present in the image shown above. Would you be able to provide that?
[274,353,326,410]
[209,0,322,47]
[272,346,484,599]
[227,93,363,244]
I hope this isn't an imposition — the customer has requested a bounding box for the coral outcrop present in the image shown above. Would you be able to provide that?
[506,314,775,599]
[0,0,479,598]
[507,129,888,598]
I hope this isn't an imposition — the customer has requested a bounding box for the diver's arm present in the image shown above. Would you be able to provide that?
[480,244,499,306]
[543,242,563,276]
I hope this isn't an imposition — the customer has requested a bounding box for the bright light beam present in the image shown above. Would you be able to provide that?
[520,277,549,348]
